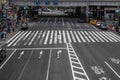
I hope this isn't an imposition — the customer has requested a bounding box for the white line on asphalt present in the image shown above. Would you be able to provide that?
[84,31,95,42]
[77,31,86,43]
[105,61,120,78]
[95,31,107,42]
[0,49,17,70]
[107,32,120,41]
[39,51,43,59]
[46,49,52,80]
[71,22,74,27]
[6,31,21,43]
[39,31,46,44]
[58,30,62,44]
[17,51,33,80]
[7,32,25,47]
[62,30,67,43]
[46,18,50,23]
[81,31,90,42]
[88,31,99,42]
[73,31,81,43]
[22,31,32,41]
[70,31,77,43]
[109,32,120,40]
[28,31,39,45]
[62,17,65,26]
[66,31,72,43]
[92,31,104,42]
[18,51,24,59]
[13,31,28,46]
[54,31,57,44]
[44,31,50,44]
[49,31,54,44]
[34,31,43,45]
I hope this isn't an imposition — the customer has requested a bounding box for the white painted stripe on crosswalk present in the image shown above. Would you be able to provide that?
[49,31,54,44]
[58,30,62,44]
[75,77,86,80]
[28,31,39,45]
[24,31,35,46]
[39,31,46,44]
[44,31,50,44]
[62,30,67,43]
[34,31,43,45]
[70,31,77,43]
[110,32,120,40]
[77,31,86,43]
[84,31,95,42]
[73,31,81,43]
[88,31,99,42]
[6,31,21,43]
[92,31,104,42]
[22,31,32,41]
[74,71,85,75]
[66,31,72,43]
[107,32,120,41]
[38,31,43,39]
[99,31,113,42]
[7,31,25,47]
[93,31,106,42]
[12,31,28,46]
[81,31,90,42]
[103,31,118,42]
[54,31,57,44]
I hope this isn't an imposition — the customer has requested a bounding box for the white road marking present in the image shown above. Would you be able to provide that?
[58,30,62,44]
[109,32,120,40]
[70,31,77,43]
[54,31,57,44]
[46,49,52,80]
[49,31,54,44]
[44,31,50,44]
[39,31,46,44]
[18,51,24,59]
[88,31,99,42]
[46,18,50,23]
[7,32,25,47]
[0,49,17,70]
[6,31,21,43]
[66,31,72,43]
[34,31,43,45]
[22,31,32,40]
[81,31,91,42]
[57,50,62,59]
[17,51,33,80]
[28,31,39,45]
[12,31,28,46]
[107,32,120,41]
[73,31,81,43]
[77,31,86,43]
[39,51,43,59]
[84,31,95,42]
[105,61,120,78]
[62,30,67,43]
[62,17,65,26]
[71,22,74,27]
[92,31,104,42]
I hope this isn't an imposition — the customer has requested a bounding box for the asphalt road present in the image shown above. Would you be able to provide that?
[0,17,120,80]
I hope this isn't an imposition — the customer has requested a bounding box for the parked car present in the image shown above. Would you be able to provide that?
[0,48,6,63]
[100,22,108,30]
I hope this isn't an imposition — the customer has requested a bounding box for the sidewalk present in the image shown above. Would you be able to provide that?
[0,24,21,48]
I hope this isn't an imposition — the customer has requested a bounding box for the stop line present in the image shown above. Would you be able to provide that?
[6,30,120,47]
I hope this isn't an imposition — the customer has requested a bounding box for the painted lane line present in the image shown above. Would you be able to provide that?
[57,50,62,59]
[46,49,52,80]
[54,31,57,44]
[84,31,95,42]
[13,31,28,46]
[70,31,77,43]
[81,31,90,42]
[46,18,50,23]
[107,32,120,41]
[28,31,39,45]
[62,17,65,26]
[7,32,24,47]
[62,30,67,43]
[105,61,120,78]
[6,31,21,43]
[77,31,86,43]
[44,31,50,44]
[49,31,54,44]
[39,31,46,44]
[39,51,43,59]
[102,31,118,42]
[99,31,113,42]
[0,49,17,70]
[66,31,72,43]
[22,31,32,41]
[73,31,81,43]
[59,30,62,44]
[92,31,104,42]
[24,31,35,46]
[17,51,33,80]
[88,31,99,42]
[18,51,24,59]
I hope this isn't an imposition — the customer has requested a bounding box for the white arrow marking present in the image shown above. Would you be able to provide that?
[39,51,43,59]
[18,51,24,59]
[57,50,62,59]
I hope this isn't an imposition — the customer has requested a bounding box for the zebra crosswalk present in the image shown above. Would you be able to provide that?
[6,30,120,47]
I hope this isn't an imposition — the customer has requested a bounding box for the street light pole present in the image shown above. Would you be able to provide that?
[86,0,89,22]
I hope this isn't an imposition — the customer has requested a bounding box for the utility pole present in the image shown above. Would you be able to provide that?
[86,0,89,22]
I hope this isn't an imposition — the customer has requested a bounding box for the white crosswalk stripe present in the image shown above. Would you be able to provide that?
[6,30,120,47]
